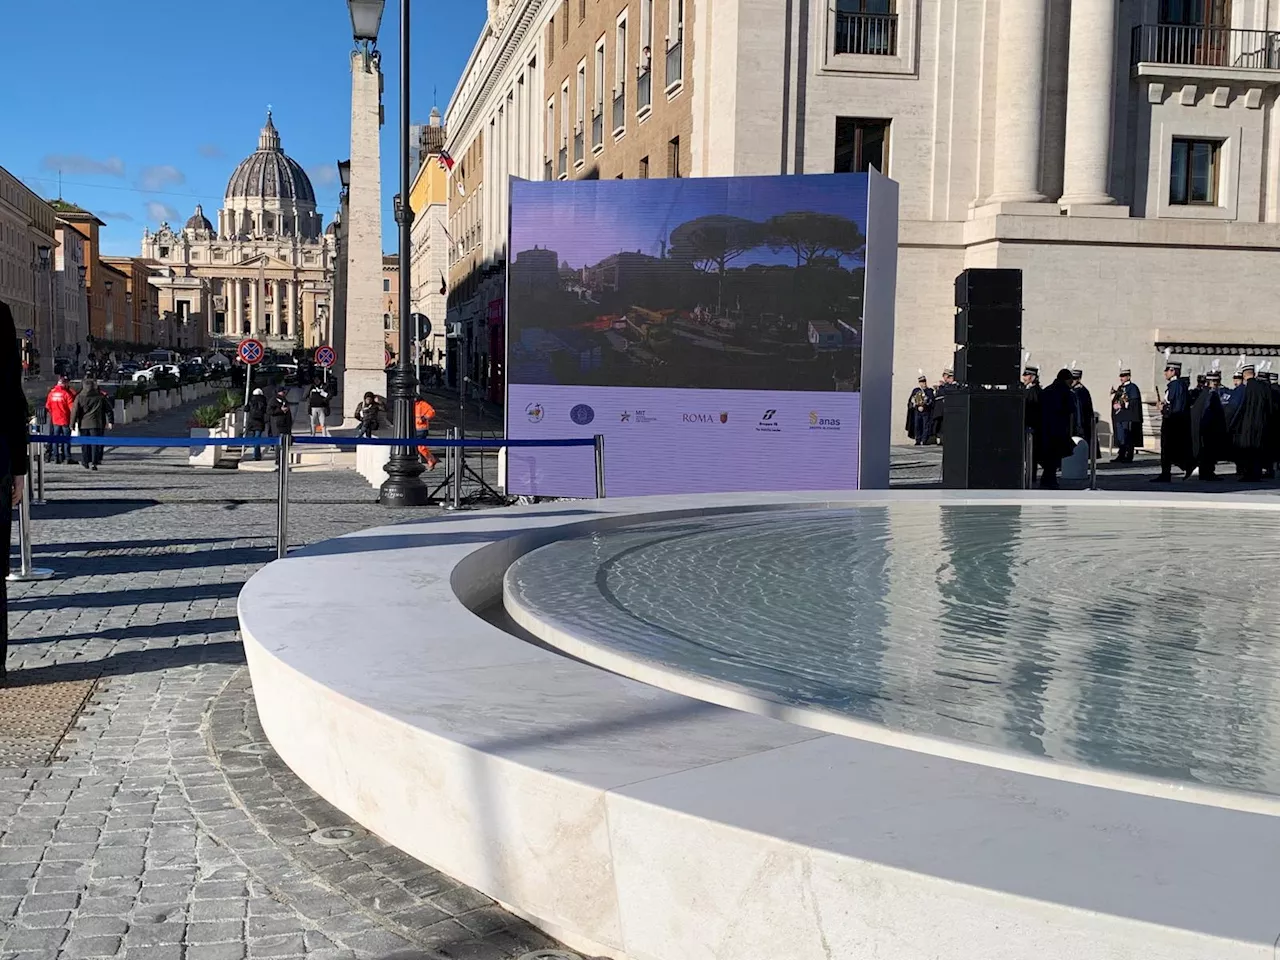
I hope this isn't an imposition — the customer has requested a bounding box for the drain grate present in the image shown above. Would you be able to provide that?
[0,675,99,767]
[311,826,363,846]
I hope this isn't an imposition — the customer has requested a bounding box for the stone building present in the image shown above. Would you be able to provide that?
[446,0,1280,421]
[100,257,165,348]
[382,254,400,353]
[0,165,58,371]
[53,220,87,364]
[141,112,336,352]
[409,107,451,371]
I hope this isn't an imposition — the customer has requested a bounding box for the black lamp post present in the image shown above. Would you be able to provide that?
[355,0,427,505]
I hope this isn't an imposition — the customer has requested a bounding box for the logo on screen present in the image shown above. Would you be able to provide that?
[757,409,781,433]
[761,409,777,422]
[526,403,545,423]
[620,411,632,423]
[719,412,729,424]
[808,411,842,430]
[570,404,595,425]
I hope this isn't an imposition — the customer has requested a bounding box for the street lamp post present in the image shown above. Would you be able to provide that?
[366,0,428,506]
[37,246,53,377]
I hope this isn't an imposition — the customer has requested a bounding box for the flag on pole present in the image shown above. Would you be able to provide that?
[437,149,455,172]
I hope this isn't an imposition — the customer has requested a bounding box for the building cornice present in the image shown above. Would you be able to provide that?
[446,0,546,152]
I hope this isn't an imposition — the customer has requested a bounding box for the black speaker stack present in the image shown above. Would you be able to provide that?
[943,268,1026,489]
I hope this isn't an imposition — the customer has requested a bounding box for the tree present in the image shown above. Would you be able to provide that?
[667,215,763,311]
[764,211,866,268]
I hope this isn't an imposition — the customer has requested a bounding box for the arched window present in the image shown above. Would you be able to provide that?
[384,313,393,330]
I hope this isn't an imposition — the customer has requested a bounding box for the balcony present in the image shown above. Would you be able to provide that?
[574,130,584,165]
[613,85,626,134]
[834,11,897,56]
[666,40,683,88]
[637,67,652,112]
[592,112,603,149]
[558,145,568,178]
[1131,23,1280,75]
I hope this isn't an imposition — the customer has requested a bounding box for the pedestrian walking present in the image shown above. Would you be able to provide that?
[414,393,438,470]
[1151,360,1193,483]
[267,388,293,464]
[353,392,386,439]
[1,301,29,684]
[69,377,114,471]
[307,381,331,436]
[44,376,76,464]
[243,388,268,461]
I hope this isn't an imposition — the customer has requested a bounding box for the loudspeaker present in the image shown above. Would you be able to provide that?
[953,344,1021,387]
[955,268,1022,308]
[942,390,1026,490]
[955,305,1022,347]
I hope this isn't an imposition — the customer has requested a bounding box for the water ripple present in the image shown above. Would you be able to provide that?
[504,504,1280,798]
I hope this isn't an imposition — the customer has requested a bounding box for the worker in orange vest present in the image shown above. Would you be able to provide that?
[413,394,438,470]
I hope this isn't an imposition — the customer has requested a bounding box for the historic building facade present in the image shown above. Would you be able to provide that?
[409,108,450,371]
[141,112,336,352]
[0,165,57,371]
[446,0,1280,421]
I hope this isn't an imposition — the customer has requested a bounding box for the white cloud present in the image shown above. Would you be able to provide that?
[197,144,223,159]
[138,165,186,190]
[308,165,339,187]
[145,201,180,223]
[39,154,125,177]
[97,210,134,222]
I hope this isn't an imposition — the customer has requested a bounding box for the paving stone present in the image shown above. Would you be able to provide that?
[59,935,123,958]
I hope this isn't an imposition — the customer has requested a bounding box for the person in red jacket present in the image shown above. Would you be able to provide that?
[44,376,77,464]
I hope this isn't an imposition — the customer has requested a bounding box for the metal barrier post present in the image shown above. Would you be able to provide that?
[450,428,463,511]
[1023,429,1034,490]
[594,434,607,498]
[276,435,291,559]
[32,444,46,506]
[7,472,53,582]
[1089,413,1099,491]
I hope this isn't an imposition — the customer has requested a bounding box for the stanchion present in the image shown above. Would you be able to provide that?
[32,447,46,506]
[8,473,54,583]
[594,434,607,498]
[1089,413,1099,491]
[1023,429,1034,490]
[449,427,463,511]
[276,434,291,559]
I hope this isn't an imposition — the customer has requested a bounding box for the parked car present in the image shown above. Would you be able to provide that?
[116,361,141,378]
[133,364,181,383]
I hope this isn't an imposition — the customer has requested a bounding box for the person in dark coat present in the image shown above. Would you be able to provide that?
[1,301,29,685]
[68,377,114,471]
[1264,371,1280,480]
[1231,364,1272,481]
[930,368,955,443]
[267,388,293,466]
[1036,369,1077,489]
[1152,360,1193,482]
[1069,368,1096,455]
[905,376,935,444]
[1022,366,1043,484]
[1109,368,1143,462]
[1190,371,1227,481]
[243,388,268,462]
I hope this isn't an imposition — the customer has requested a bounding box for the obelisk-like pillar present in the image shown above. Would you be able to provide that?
[342,48,386,415]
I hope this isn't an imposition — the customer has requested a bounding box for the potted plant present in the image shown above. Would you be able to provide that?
[188,403,228,467]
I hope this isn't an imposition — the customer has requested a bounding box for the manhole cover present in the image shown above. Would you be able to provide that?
[311,826,362,846]
[230,741,273,756]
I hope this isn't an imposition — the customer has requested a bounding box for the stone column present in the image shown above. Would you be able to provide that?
[285,281,295,340]
[990,0,1050,203]
[251,279,261,336]
[232,279,243,335]
[1058,0,1117,206]
[272,280,282,336]
[343,49,387,415]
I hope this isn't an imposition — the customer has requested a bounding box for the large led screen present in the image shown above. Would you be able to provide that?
[505,172,898,497]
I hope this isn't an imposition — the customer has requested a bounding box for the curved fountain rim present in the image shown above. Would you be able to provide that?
[500,493,1280,818]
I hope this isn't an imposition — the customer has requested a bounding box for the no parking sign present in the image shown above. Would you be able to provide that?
[237,338,265,365]
[315,345,337,368]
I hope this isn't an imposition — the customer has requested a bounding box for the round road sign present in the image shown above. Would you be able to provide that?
[314,345,337,368]
[384,349,393,367]
[237,338,265,365]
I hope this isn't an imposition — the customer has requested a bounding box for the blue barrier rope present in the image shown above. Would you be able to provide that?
[28,433,594,449]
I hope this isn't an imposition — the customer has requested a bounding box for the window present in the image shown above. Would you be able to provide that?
[834,0,898,56]
[384,313,393,330]
[579,0,586,19]
[639,156,649,178]
[384,278,391,292]
[576,63,586,132]
[615,14,628,90]
[1170,137,1221,204]
[561,80,570,176]
[158,246,169,258]
[594,38,606,148]
[546,96,556,167]
[548,17,555,62]
[1159,0,1229,26]
[834,117,890,173]
[668,136,681,177]
[562,0,570,40]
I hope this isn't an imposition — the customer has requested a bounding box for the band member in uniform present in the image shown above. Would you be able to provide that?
[1190,370,1226,481]
[1110,368,1143,463]
[1152,360,1192,482]
[1022,365,1042,484]
[1038,369,1078,489]
[1069,368,1095,455]
[931,368,956,444]
[1231,363,1272,481]
[905,375,935,445]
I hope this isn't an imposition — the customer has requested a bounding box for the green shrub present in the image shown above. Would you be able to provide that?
[188,405,225,429]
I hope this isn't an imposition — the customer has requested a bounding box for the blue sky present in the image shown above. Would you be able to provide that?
[0,0,484,256]
[510,175,870,270]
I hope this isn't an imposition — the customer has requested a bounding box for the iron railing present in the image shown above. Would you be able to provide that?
[834,11,898,56]
[666,40,683,87]
[638,68,652,111]
[557,145,568,178]
[574,130,584,164]
[612,86,626,133]
[1131,23,1280,70]
[591,112,603,148]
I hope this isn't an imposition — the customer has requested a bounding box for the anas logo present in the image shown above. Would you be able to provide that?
[570,403,595,425]
[808,411,842,430]
[757,408,781,433]
[525,402,545,423]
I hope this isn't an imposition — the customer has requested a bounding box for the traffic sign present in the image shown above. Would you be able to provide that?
[237,338,265,365]
[384,349,393,367]
[412,313,431,337]
[314,345,337,368]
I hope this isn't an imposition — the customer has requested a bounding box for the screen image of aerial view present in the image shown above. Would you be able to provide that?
[506,174,868,393]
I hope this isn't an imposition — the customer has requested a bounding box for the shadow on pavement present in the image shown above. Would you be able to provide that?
[9,581,242,611]
[8,640,245,687]
[11,616,241,647]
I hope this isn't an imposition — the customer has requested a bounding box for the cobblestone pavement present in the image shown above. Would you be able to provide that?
[3,400,575,960]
